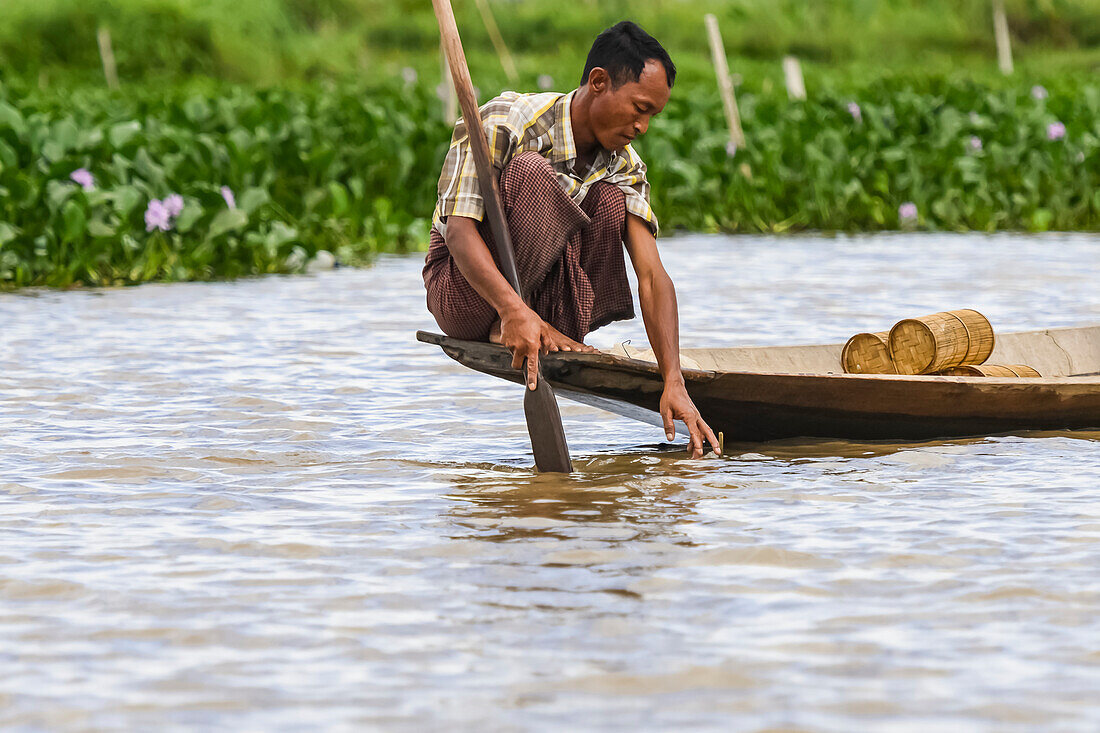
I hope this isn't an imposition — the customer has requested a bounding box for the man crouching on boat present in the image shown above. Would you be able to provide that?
[423,20,719,458]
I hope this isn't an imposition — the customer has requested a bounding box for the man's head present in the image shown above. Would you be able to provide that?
[578,21,675,151]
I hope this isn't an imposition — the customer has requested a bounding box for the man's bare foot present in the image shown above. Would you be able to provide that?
[489,319,503,344]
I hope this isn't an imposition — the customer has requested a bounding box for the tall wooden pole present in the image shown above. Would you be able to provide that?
[440,42,457,124]
[432,0,573,473]
[992,0,1014,75]
[473,0,519,84]
[97,26,119,90]
[782,56,806,100]
[704,14,746,150]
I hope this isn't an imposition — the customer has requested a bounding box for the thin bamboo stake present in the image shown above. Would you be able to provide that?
[97,26,119,90]
[992,0,1014,75]
[473,0,518,84]
[782,56,805,100]
[704,14,746,150]
[440,41,458,124]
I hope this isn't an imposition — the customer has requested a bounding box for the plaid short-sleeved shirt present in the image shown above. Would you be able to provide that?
[432,89,658,239]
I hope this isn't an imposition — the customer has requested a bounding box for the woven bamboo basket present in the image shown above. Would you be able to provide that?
[888,309,995,375]
[938,364,1042,378]
[841,332,896,374]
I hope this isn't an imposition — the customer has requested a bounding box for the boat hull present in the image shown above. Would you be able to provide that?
[417,331,1100,441]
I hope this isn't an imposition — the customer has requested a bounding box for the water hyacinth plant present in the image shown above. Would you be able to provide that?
[164,193,184,218]
[70,168,95,191]
[643,77,1100,236]
[0,78,439,287]
[144,199,172,232]
[1,74,1099,288]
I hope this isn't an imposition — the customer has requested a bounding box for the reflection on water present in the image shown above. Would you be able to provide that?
[444,453,706,541]
[1,233,1099,730]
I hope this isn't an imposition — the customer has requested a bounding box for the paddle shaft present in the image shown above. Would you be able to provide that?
[431,0,573,473]
[433,0,521,296]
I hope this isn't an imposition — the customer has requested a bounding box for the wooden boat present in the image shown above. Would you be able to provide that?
[417,325,1100,441]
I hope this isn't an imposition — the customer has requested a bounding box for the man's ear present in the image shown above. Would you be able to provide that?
[587,67,610,95]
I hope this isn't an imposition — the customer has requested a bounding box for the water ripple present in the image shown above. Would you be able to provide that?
[1,233,1099,731]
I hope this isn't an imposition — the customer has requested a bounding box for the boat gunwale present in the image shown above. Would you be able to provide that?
[416,330,1100,386]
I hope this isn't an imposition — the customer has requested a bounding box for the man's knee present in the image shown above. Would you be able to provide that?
[500,151,555,194]
[585,182,626,232]
[588,181,625,210]
[429,283,495,341]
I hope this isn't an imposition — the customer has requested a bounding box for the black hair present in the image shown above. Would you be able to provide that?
[580,21,676,89]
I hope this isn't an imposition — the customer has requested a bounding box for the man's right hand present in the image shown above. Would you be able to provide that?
[499,304,597,390]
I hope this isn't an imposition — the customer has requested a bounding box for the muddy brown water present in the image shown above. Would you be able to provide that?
[2,233,1099,731]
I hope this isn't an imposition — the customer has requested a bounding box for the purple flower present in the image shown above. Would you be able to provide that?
[1031,85,1048,101]
[220,186,237,209]
[163,193,184,218]
[847,101,862,123]
[144,199,172,232]
[725,140,738,158]
[1047,121,1066,141]
[898,202,918,222]
[70,168,95,191]
[968,136,983,152]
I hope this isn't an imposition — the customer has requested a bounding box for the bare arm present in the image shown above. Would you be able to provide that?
[445,215,527,321]
[624,213,720,457]
[444,215,596,389]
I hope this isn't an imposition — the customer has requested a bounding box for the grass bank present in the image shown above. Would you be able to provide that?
[3,0,1099,86]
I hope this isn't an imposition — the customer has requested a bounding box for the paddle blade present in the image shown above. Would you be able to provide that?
[523,379,573,473]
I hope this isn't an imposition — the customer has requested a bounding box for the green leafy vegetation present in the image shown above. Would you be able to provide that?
[3,73,1097,287]
[647,77,1100,233]
[0,79,442,287]
[0,1,1098,287]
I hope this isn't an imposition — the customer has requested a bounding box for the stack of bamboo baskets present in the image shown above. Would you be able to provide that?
[841,309,1042,377]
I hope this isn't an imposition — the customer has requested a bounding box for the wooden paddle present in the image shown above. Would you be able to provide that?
[431,0,573,473]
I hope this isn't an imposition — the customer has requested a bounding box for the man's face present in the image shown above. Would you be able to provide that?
[587,59,671,151]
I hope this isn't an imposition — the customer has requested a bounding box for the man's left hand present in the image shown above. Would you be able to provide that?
[660,380,720,459]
